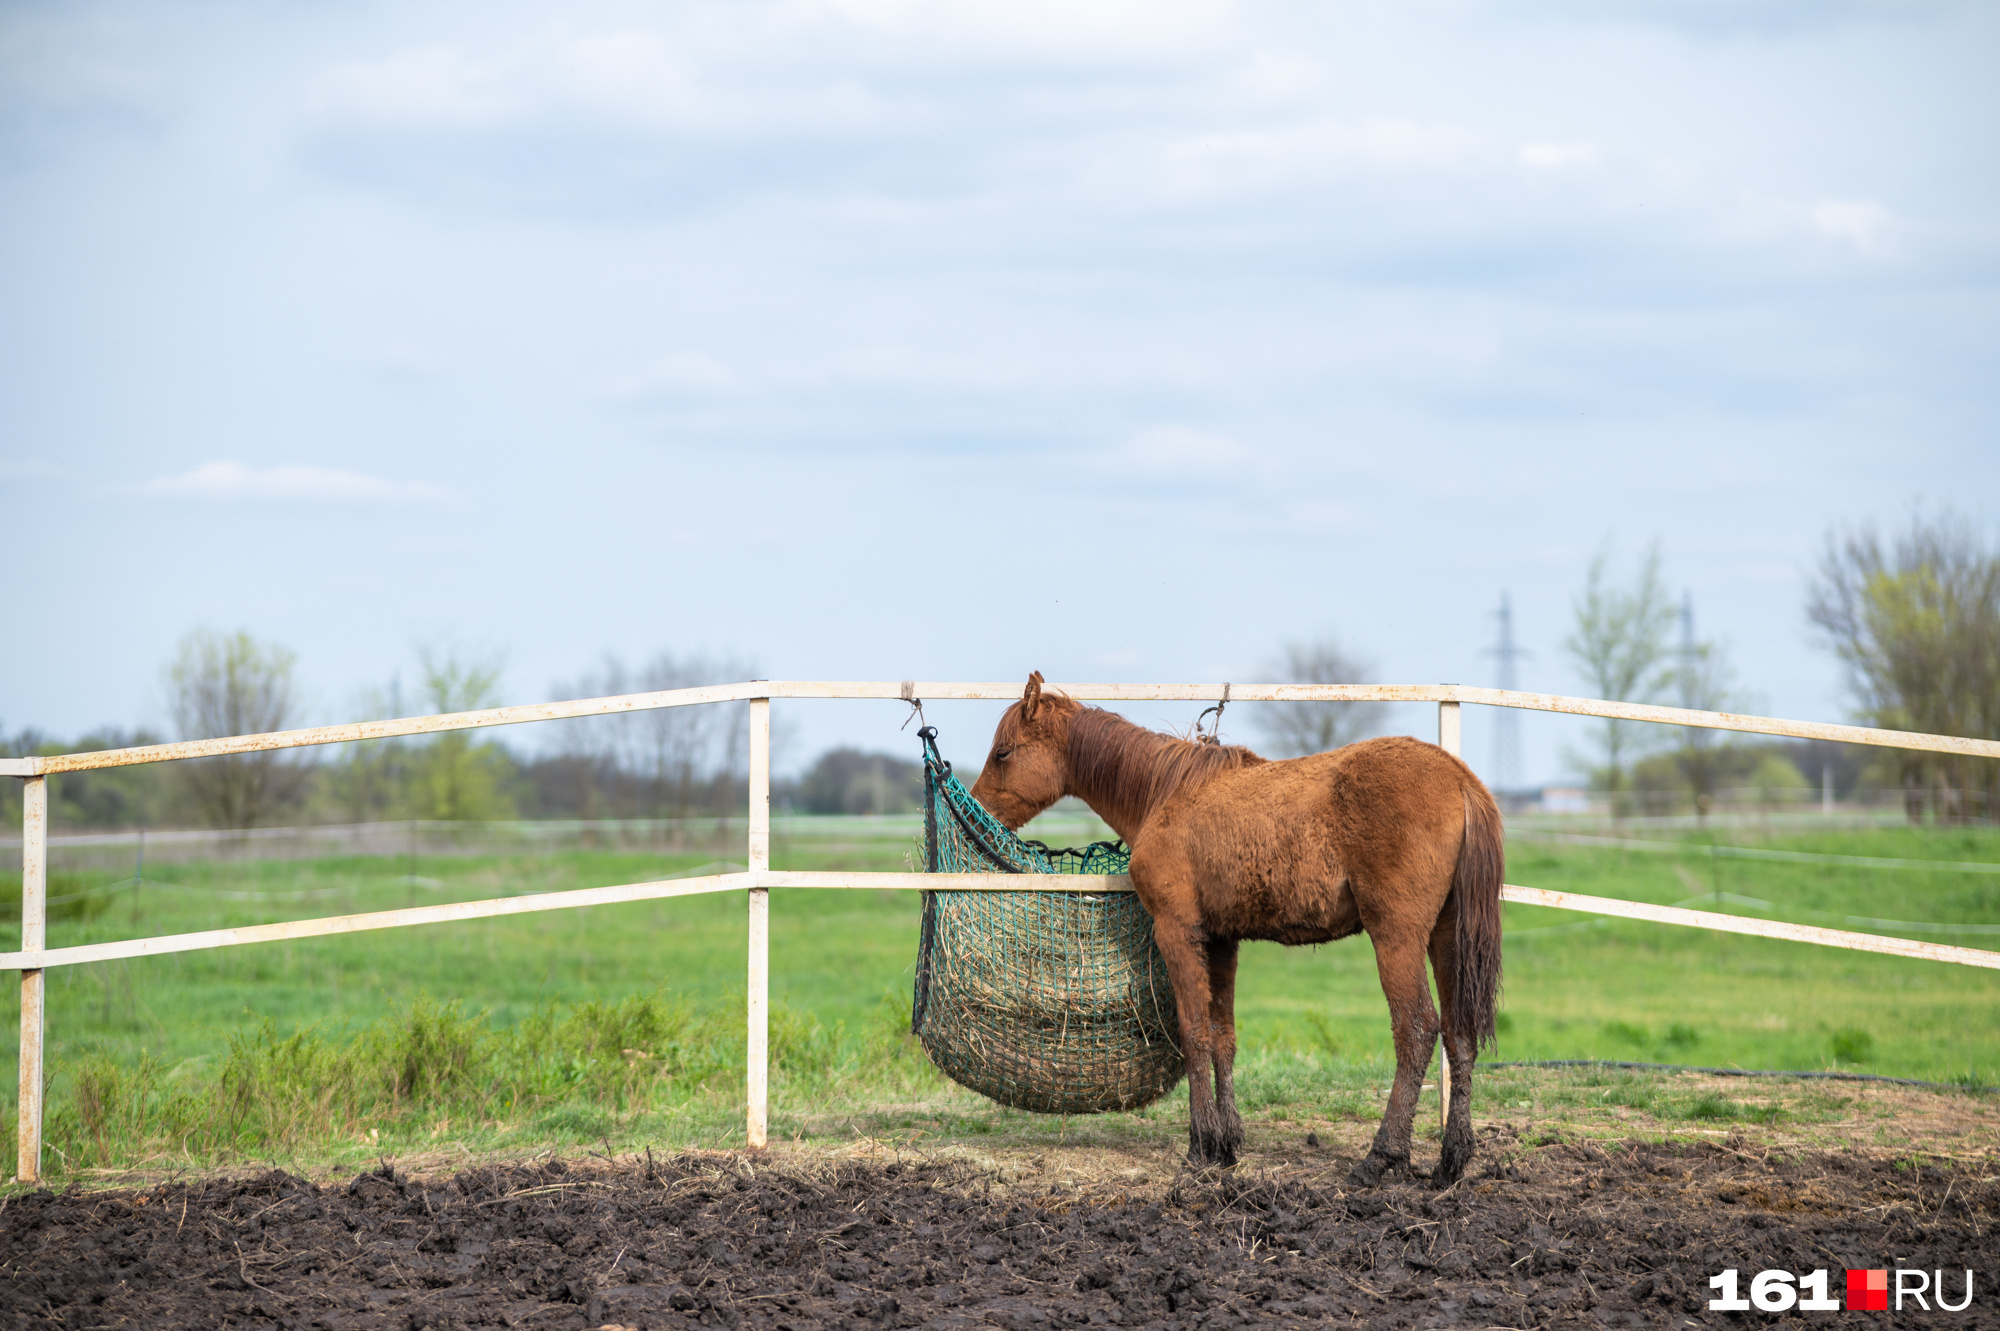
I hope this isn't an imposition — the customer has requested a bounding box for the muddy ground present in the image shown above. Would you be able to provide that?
[3,1131,1996,1330]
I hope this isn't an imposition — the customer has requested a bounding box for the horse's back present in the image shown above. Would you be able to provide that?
[1151,734,1469,848]
[1130,736,1476,942]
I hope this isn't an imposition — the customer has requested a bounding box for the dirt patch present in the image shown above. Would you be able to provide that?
[2,1133,1996,1329]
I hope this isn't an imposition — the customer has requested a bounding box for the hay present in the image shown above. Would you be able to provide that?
[911,728,1184,1114]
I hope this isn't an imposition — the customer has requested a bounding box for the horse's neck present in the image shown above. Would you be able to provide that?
[1063,711,1201,843]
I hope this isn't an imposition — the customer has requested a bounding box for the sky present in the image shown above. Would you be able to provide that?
[2,0,1996,785]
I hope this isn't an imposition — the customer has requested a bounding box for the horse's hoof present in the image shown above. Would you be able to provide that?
[1430,1145,1473,1188]
[1185,1141,1238,1171]
[1347,1152,1401,1188]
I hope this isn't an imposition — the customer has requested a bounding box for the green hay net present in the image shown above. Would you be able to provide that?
[911,726,1185,1114]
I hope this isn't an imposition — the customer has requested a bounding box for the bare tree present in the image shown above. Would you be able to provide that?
[1251,638,1384,757]
[551,651,758,818]
[1807,509,2000,822]
[637,652,755,817]
[1563,541,1674,804]
[164,629,307,828]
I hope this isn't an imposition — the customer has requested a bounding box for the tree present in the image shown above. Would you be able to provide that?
[632,652,755,818]
[1251,638,1384,758]
[549,652,759,818]
[164,629,308,829]
[1,725,175,830]
[324,683,410,824]
[794,748,924,815]
[1807,509,2000,823]
[408,647,517,822]
[1671,598,1745,822]
[1563,541,1674,805]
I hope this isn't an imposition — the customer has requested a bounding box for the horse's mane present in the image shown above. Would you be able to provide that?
[1065,706,1262,827]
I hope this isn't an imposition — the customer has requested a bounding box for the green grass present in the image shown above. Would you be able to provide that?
[2,818,1996,1182]
[1478,826,2000,1079]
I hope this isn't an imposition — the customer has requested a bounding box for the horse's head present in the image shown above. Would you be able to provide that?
[968,670,1079,829]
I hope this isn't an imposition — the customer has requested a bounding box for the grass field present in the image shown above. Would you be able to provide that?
[3,816,1996,1182]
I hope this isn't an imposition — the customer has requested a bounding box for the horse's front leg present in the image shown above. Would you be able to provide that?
[1142,882,1230,1167]
[1350,931,1439,1187]
[1206,937,1244,1163]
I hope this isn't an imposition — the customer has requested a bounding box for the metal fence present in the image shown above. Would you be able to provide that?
[6,681,1999,1185]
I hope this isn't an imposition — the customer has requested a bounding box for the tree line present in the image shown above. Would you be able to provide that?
[3,508,1993,830]
[0,638,938,832]
[1563,508,1998,821]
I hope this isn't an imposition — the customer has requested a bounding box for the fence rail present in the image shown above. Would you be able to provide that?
[4,682,1997,778]
[7,873,1992,976]
[8,682,1998,1184]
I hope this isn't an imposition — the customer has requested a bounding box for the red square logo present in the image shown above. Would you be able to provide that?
[1848,1269,1888,1311]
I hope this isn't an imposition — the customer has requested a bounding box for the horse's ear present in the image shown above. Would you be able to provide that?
[1022,670,1045,722]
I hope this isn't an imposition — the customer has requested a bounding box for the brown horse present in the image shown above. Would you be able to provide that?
[968,672,1503,1186]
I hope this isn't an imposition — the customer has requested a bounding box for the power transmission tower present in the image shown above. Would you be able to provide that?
[1483,593,1530,796]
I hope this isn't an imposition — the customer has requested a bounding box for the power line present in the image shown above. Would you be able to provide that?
[1482,592,1530,794]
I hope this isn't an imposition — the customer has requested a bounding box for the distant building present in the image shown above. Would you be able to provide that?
[1537,786,1592,814]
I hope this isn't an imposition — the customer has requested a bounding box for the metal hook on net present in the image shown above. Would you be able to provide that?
[1193,682,1231,745]
[899,679,928,732]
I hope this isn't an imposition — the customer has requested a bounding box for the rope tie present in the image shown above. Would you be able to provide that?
[1194,683,1231,745]
[899,679,926,731]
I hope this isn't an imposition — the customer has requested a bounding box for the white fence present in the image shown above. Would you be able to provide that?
[6,682,1999,1185]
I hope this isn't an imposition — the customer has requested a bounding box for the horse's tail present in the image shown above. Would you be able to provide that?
[1451,784,1505,1051]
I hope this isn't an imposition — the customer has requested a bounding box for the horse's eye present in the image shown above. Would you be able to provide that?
[994,748,1012,762]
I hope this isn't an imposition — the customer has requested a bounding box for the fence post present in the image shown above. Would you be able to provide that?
[16,776,46,1184]
[1436,697,1461,1133]
[746,697,771,1150]
[1436,698,1461,758]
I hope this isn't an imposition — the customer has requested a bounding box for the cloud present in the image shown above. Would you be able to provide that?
[145,461,458,504]
[1155,119,1487,200]
[818,346,1032,391]
[1535,0,1953,39]
[308,3,1232,137]
[1115,425,1248,476]
[620,351,742,398]
[1518,142,1599,170]
[308,26,873,137]
[313,44,515,129]
[1811,198,1891,252]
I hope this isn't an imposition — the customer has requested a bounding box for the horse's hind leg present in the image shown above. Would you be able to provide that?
[1349,932,1439,1187]
[1206,938,1244,1159]
[1428,904,1477,1187]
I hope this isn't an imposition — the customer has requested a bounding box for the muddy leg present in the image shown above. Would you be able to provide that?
[1428,909,1477,1187]
[1152,910,1227,1166]
[1349,933,1439,1187]
[1206,938,1243,1165]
